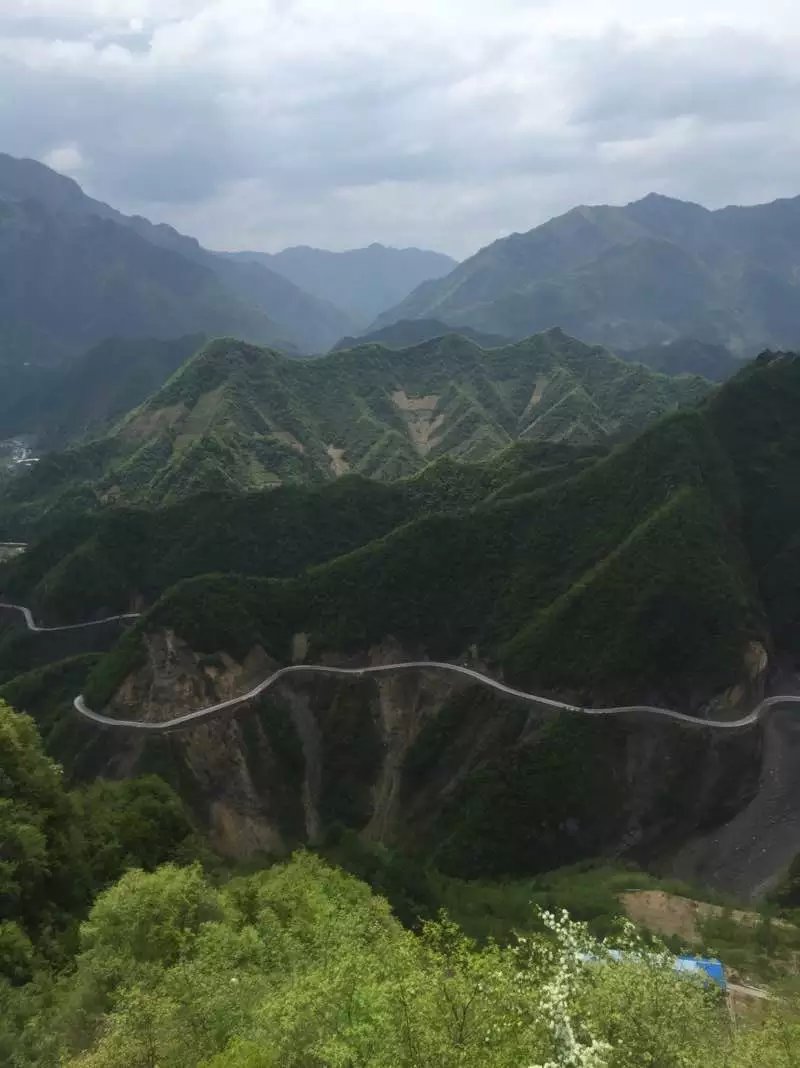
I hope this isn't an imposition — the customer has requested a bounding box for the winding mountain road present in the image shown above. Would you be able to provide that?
[0,602,140,633]
[3,600,799,734]
[72,662,800,733]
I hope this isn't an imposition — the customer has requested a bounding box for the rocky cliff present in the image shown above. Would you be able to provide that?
[89,630,763,881]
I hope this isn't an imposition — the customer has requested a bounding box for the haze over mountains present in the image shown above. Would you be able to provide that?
[0,335,205,452]
[377,192,800,355]
[228,244,456,324]
[0,154,454,362]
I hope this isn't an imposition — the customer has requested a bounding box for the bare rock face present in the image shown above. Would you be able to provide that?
[96,630,762,881]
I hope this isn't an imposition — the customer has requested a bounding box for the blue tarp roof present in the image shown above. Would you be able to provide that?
[580,950,727,990]
[674,956,726,989]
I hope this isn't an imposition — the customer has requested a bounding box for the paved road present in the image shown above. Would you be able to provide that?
[0,602,139,632]
[4,600,800,734]
[0,602,140,633]
[74,660,800,734]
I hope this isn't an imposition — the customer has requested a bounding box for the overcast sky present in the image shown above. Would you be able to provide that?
[2,1,800,258]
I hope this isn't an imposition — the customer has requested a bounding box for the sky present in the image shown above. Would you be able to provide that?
[2,0,800,259]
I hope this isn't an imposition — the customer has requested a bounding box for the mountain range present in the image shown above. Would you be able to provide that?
[2,349,795,886]
[0,329,708,534]
[331,318,510,352]
[0,335,204,452]
[0,154,453,362]
[4,152,800,903]
[227,244,456,324]
[375,192,800,355]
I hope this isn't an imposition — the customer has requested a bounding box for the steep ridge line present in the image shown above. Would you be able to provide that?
[2,601,798,733]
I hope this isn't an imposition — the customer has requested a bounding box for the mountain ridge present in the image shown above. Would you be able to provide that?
[227,243,456,324]
[0,153,354,358]
[375,192,800,355]
[0,329,709,535]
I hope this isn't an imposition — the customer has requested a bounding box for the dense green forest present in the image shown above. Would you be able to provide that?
[376,191,800,356]
[74,380,771,712]
[0,329,707,536]
[73,348,796,715]
[2,696,800,1067]
[0,353,795,896]
[0,441,599,624]
[0,335,205,450]
[2,346,800,1063]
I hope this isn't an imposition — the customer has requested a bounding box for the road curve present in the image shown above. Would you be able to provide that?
[74,661,800,733]
[0,602,141,633]
[2,599,798,734]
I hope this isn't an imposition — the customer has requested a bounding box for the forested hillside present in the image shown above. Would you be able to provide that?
[2,353,796,884]
[376,192,800,355]
[0,329,708,536]
[0,335,204,450]
[0,697,798,1066]
[331,317,510,352]
[0,441,599,624]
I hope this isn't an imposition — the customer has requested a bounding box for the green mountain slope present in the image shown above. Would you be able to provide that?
[0,441,599,625]
[6,355,794,889]
[0,335,204,450]
[229,243,456,323]
[331,318,510,352]
[619,338,741,381]
[0,330,709,535]
[375,193,800,354]
[0,154,353,360]
[78,353,800,716]
[0,189,283,363]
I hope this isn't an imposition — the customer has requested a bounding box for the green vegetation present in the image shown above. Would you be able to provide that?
[2,353,788,906]
[0,329,708,536]
[375,191,800,356]
[79,377,767,712]
[1,841,799,1066]
[620,337,741,381]
[0,700,199,971]
[331,316,509,351]
[1,690,799,1065]
[0,441,600,622]
[0,335,204,450]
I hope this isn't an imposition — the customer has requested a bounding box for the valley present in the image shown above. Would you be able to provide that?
[0,329,708,537]
[1,347,798,896]
[2,148,800,1064]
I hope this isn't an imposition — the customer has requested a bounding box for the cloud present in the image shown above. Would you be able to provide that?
[42,142,86,175]
[1,1,799,257]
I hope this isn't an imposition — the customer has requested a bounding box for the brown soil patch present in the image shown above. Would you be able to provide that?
[391,389,439,413]
[620,890,794,944]
[326,444,351,476]
[119,402,186,441]
[391,389,445,454]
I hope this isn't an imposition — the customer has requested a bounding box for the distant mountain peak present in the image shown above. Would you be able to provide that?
[633,191,706,208]
[240,243,457,323]
[373,190,800,356]
[0,151,356,358]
